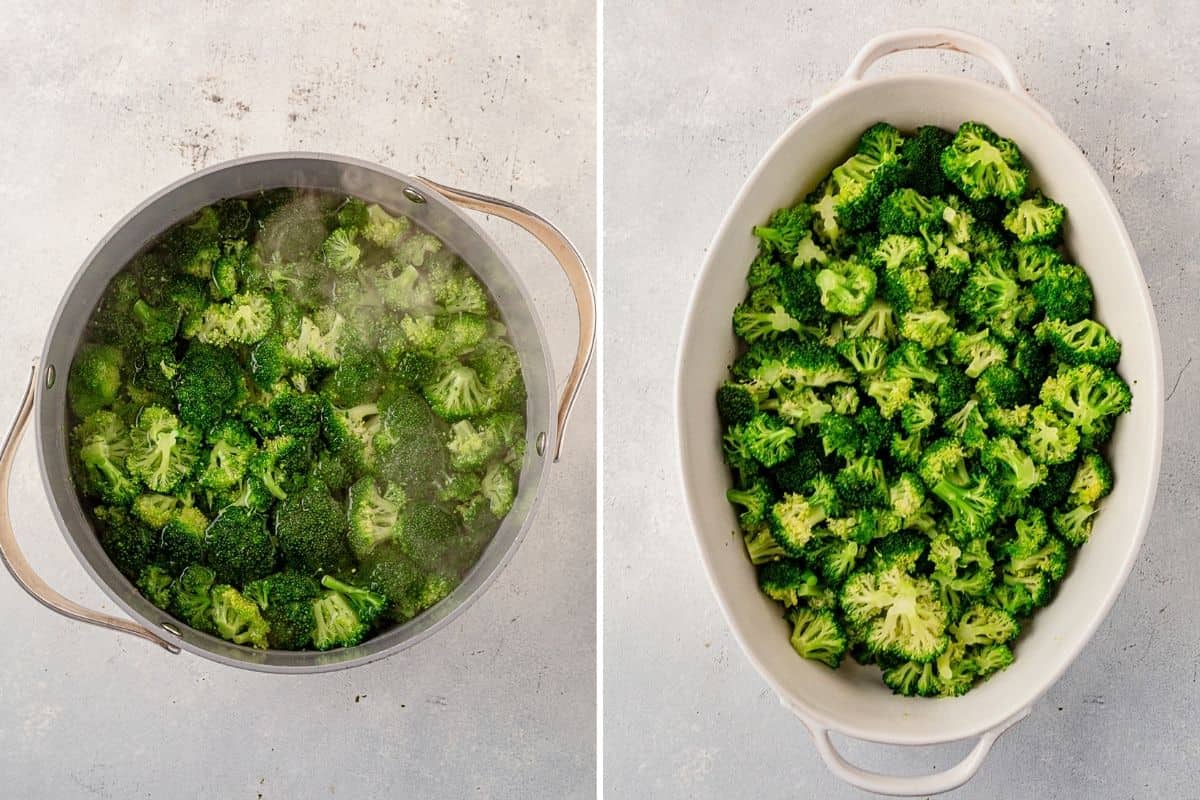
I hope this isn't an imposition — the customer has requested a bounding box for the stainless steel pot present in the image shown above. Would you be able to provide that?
[0,153,595,673]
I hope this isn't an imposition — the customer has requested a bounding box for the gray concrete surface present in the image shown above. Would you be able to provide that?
[604,2,1199,798]
[0,3,595,798]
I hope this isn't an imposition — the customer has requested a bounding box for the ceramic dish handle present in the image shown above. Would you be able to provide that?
[788,701,1030,796]
[416,178,595,462]
[840,27,1057,126]
[0,362,180,653]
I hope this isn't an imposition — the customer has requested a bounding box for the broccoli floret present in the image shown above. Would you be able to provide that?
[160,506,209,571]
[128,299,181,345]
[355,203,410,248]
[422,363,495,421]
[899,125,953,195]
[284,312,348,372]
[1035,318,1120,367]
[68,344,124,417]
[321,228,362,274]
[205,506,276,586]
[1040,364,1132,438]
[981,435,1044,500]
[939,121,1029,200]
[395,499,459,569]
[170,564,217,633]
[268,390,327,442]
[752,204,814,256]
[843,299,898,342]
[131,492,181,529]
[726,479,773,529]
[884,341,938,384]
[124,405,201,493]
[1003,191,1065,244]
[210,584,270,649]
[1053,503,1099,547]
[817,413,860,459]
[1013,243,1065,283]
[877,188,943,236]
[949,329,1008,378]
[136,564,174,610]
[163,211,223,279]
[889,473,927,520]
[480,461,517,518]
[175,343,244,432]
[274,480,353,575]
[727,414,795,467]
[840,565,949,662]
[395,232,443,268]
[834,454,889,508]
[788,607,847,668]
[865,374,913,419]
[899,392,936,435]
[732,287,807,342]
[815,259,877,317]
[246,435,306,500]
[198,419,256,492]
[446,419,502,471]
[829,123,906,230]
[768,490,832,556]
[1031,262,1094,323]
[1024,404,1081,466]
[72,411,138,505]
[374,262,435,313]
[898,308,955,349]
[347,477,406,559]
[321,575,387,626]
[371,388,448,487]
[834,337,887,376]
[918,438,1000,540]
[1068,452,1114,506]
[716,382,759,427]
[196,292,275,346]
[959,255,1025,339]
[93,506,159,579]
[244,571,321,649]
[360,557,422,621]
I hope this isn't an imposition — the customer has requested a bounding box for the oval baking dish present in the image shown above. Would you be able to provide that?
[0,153,594,674]
[676,28,1163,796]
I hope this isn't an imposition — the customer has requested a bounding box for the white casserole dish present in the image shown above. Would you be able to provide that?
[675,28,1164,796]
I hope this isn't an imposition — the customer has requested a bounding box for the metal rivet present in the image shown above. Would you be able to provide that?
[535,432,547,457]
[44,364,56,389]
[161,622,181,636]
[402,187,426,204]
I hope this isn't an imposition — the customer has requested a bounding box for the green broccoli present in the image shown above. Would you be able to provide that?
[244,571,321,649]
[1031,262,1094,323]
[274,480,353,575]
[68,344,124,417]
[788,607,848,668]
[939,121,1029,200]
[136,565,174,610]
[347,477,406,559]
[160,506,209,571]
[125,405,201,493]
[1003,191,1065,244]
[210,584,270,648]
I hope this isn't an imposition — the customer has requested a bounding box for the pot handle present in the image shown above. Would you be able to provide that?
[786,698,1030,796]
[415,178,595,462]
[0,362,180,653]
[840,27,1057,126]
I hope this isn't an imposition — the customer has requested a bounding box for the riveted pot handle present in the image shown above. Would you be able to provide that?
[786,698,1029,796]
[0,362,180,654]
[415,178,595,462]
[839,27,1057,126]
